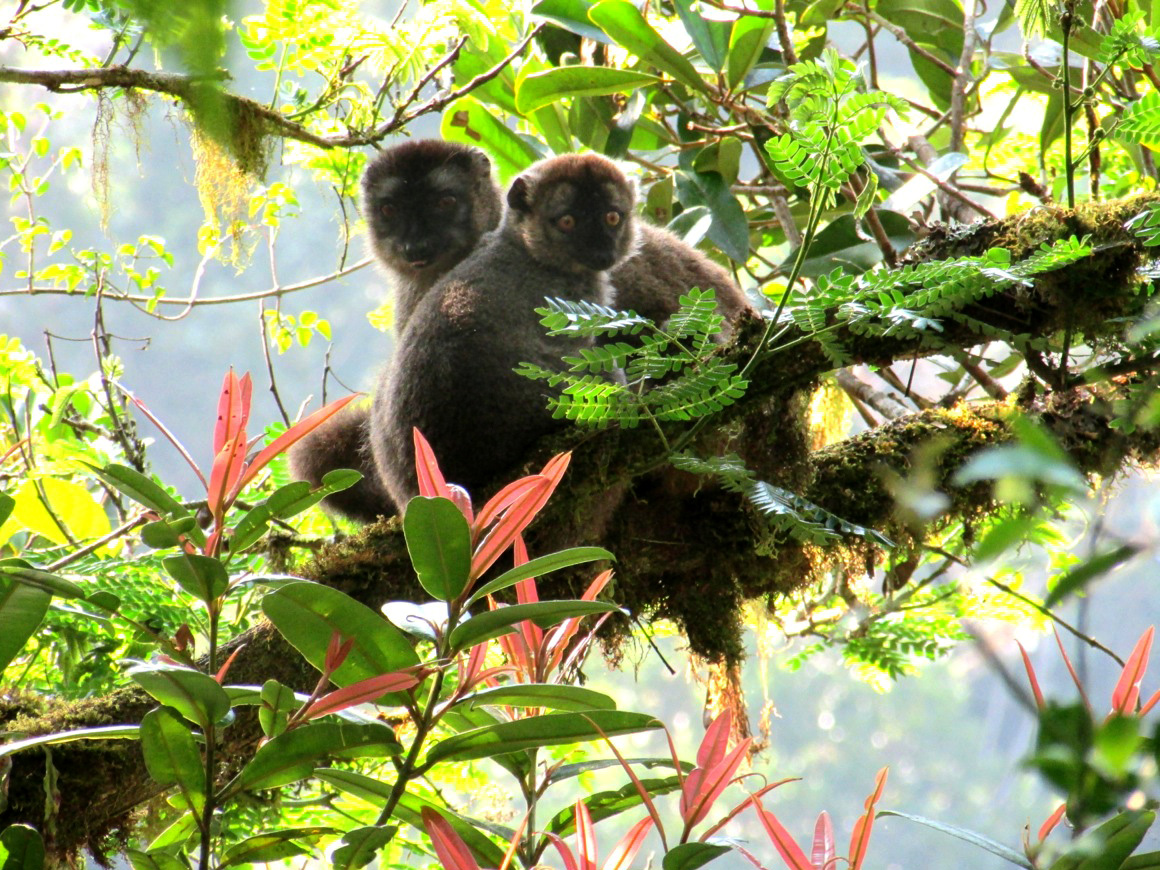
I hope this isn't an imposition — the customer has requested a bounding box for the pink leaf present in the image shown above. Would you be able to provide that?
[681,738,753,831]
[1052,626,1092,713]
[473,477,544,537]
[213,370,251,455]
[413,427,453,500]
[574,799,598,870]
[698,710,733,770]
[848,767,888,870]
[699,778,800,841]
[811,812,835,870]
[544,833,581,870]
[1037,802,1067,843]
[207,435,247,517]
[422,807,481,870]
[470,477,551,579]
[1112,626,1154,715]
[753,800,812,870]
[303,670,422,720]
[324,632,354,673]
[214,643,245,684]
[1140,686,1160,715]
[232,393,361,495]
[602,816,653,870]
[1015,640,1045,709]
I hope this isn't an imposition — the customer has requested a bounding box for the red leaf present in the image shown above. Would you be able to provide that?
[545,833,581,870]
[207,435,247,517]
[848,767,887,870]
[473,476,544,537]
[681,737,753,831]
[232,393,361,495]
[698,709,733,770]
[214,643,245,683]
[811,812,835,870]
[699,778,800,841]
[324,632,354,673]
[753,801,812,870]
[1052,626,1092,713]
[214,370,251,455]
[1037,802,1066,843]
[574,799,598,870]
[1016,640,1045,709]
[422,807,481,870]
[1112,625,1154,715]
[470,477,551,579]
[413,427,453,500]
[1140,687,1160,715]
[304,670,423,720]
[602,815,653,870]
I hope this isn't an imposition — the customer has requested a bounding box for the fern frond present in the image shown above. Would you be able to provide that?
[747,482,895,548]
[649,361,749,420]
[669,452,756,493]
[536,297,652,337]
[1013,0,1051,38]
[550,376,640,426]
[562,342,638,374]
[1127,203,1160,247]
[1117,91,1160,144]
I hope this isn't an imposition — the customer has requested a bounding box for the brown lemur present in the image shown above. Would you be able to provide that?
[292,140,758,521]
[371,153,639,511]
[288,140,502,523]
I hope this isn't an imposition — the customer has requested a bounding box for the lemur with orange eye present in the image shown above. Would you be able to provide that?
[290,141,757,519]
[371,153,639,510]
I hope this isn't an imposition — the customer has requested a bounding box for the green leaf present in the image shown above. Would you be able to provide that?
[259,679,297,738]
[532,0,608,43]
[662,841,733,870]
[218,828,336,868]
[455,684,616,712]
[162,553,229,603]
[676,170,750,263]
[448,600,619,651]
[263,581,420,695]
[0,575,49,672]
[442,97,542,181]
[87,463,187,517]
[516,68,661,115]
[0,493,14,527]
[1044,544,1138,608]
[546,775,683,835]
[588,1,708,93]
[467,546,614,604]
[674,0,730,71]
[0,559,86,598]
[0,825,46,870]
[424,710,662,764]
[140,708,206,815]
[0,725,140,759]
[140,516,198,550]
[880,811,1032,868]
[330,826,396,870]
[1122,852,1160,870]
[229,722,401,794]
[318,772,511,869]
[126,849,188,870]
[403,496,472,602]
[232,473,361,552]
[726,12,775,90]
[129,664,232,729]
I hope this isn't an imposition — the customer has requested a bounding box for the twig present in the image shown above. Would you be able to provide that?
[1,257,373,308]
[44,513,150,571]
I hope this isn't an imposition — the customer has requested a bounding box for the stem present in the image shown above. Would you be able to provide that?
[200,722,217,869]
[373,665,447,827]
[1061,3,1076,208]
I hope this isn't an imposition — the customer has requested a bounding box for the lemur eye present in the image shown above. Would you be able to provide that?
[379,203,395,219]
[556,215,576,232]
[605,211,621,227]
[437,195,457,210]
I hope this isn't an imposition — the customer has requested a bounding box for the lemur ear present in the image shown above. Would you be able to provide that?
[507,175,533,212]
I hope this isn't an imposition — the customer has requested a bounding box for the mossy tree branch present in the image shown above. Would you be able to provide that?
[4,198,1160,854]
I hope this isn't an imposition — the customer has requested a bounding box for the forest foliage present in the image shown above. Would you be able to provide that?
[4,0,1160,866]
